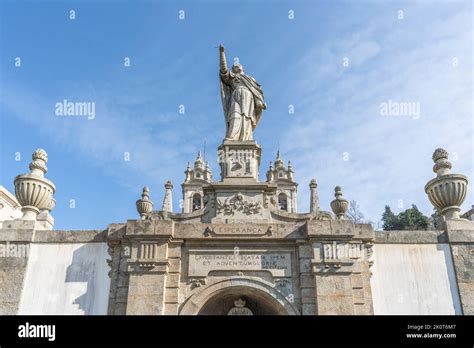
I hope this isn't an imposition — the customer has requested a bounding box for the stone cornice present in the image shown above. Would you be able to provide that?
[0,187,20,208]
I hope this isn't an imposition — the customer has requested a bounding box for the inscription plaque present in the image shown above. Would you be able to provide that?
[189,250,292,277]
[205,224,276,236]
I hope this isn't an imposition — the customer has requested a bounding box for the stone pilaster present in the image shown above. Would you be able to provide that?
[0,220,35,314]
[164,239,183,314]
[107,219,174,315]
[296,239,317,315]
[445,219,474,314]
[307,220,375,315]
[106,223,129,315]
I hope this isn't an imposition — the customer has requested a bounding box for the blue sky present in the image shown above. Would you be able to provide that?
[1,0,472,230]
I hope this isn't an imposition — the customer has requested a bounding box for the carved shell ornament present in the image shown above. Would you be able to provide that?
[217,192,262,216]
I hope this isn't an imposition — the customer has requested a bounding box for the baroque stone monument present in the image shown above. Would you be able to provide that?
[0,46,472,316]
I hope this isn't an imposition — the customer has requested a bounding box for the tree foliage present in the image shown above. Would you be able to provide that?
[381,204,429,231]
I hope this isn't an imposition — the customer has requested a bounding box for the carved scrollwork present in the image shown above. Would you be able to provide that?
[189,278,207,289]
[216,192,262,216]
[203,226,214,237]
[366,242,375,277]
[266,226,273,236]
[263,192,276,208]
[275,278,290,287]
[106,242,119,278]
[313,211,333,221]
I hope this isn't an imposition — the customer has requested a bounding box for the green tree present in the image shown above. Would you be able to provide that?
[430,208,443,229]
[381,204,429,231]
[397,205,429,230]
[382,205,398,230]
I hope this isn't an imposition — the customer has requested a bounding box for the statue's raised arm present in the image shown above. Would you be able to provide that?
[218,44,266,141]
[219,44,228,74]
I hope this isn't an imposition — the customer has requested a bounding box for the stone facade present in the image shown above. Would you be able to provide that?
[1,143,472,316]
[2,143,470,316]
[0,48,472,315]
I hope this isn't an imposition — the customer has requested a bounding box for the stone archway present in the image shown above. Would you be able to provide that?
[179,278,300,315]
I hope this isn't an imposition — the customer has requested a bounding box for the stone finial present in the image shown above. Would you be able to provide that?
[309,179,320,213]
[275,151,284,169]
[330,186,348,219]
[287,161,294,180]
[184,162,192,182]
[162,181,173,212]
[266,161,275,182]
[432,148,452,176]
[195,151,204,170]
[204,161,212,181]
[29,148,48,176]
[425,148,468,220]
[136,186,153,219]
[14,149,56,221]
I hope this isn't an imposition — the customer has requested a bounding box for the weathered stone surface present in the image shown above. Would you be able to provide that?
[456,282,474,314]
[126,273,166,315]
[375,230,447,244]
[449,244,474,314]
[299,274,315,288]
[316,276,352,296]
[301,303,316,315]
[317,294,354,315]
[306,220,374,240]
[126,219,174,237]
[37,230,107,243]
[0,241,30,315]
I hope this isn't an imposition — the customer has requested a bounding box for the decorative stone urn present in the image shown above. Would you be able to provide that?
[45,197,56,212]
[14,149,56,220]
[136,186,153,219]
[330,186,348,219]
[425,148,468,220]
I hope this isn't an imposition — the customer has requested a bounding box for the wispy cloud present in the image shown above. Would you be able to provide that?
[1,78,209,198]
[281,4,473,225]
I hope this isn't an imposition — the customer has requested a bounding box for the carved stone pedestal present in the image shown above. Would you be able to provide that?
[218,140,261,181]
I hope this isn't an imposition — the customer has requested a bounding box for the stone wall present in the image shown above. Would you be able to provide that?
[0,227,109,315]
[371,241,461,314]
[18,243,110,314]
[1,220,473,315]
[445,220,474,314]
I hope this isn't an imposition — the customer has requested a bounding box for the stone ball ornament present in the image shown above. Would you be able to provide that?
[330,186,349,219]
[425,148,468,220]
[14,149,56,220]
[136,186,153,219]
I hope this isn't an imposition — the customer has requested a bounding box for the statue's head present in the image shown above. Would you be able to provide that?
[232,63,244,74]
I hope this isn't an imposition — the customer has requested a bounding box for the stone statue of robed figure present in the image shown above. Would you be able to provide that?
[219,44,266,141]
